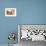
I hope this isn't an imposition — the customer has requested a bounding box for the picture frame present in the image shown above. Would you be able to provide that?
[5,8,16,17]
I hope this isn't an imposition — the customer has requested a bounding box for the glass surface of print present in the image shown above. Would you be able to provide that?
[5,8,16,16]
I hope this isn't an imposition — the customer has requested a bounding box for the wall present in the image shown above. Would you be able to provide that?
[0,0,46,44]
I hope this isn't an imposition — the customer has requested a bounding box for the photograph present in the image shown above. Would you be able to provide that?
[5,8,16,16]
[18,24,46,46]
[0,0,46,46]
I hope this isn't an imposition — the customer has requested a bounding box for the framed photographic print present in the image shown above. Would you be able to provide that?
[18,24,46,41]
[5,8,16,17]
